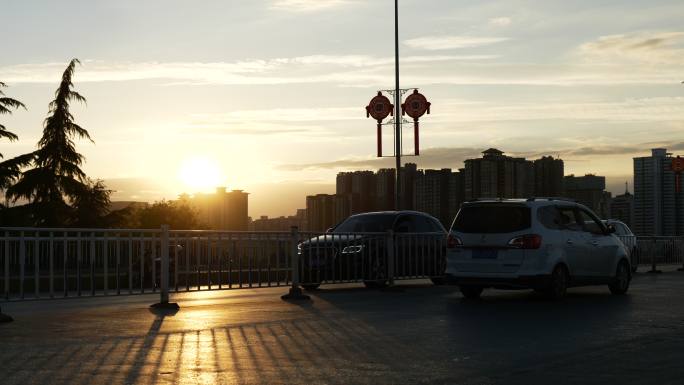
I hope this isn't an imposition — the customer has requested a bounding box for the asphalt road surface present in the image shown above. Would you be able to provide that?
[1,270,683,385]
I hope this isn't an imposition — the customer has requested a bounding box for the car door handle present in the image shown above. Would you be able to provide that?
[566,239,573,245]
[591,240,599,246]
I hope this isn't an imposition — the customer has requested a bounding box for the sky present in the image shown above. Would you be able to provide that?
[1,0,683,217]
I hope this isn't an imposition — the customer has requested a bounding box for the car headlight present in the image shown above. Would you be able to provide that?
[341,245,365,254]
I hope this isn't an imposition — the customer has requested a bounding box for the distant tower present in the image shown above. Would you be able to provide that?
[610,182,634,227]
[534,156,564,197]
[633,148,684,235]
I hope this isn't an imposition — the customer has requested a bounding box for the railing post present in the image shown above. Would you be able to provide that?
[281,226,309,300]
[677,237,684,272]
[4,231,9,300]
[386,230,395,286]
[19,231,25,300]
[648,237,661,274]
[151,225,179,310]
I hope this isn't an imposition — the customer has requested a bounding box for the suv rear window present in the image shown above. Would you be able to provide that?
[452,204,531,233]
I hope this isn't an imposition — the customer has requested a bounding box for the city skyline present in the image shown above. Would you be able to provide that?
[2,1,684,217]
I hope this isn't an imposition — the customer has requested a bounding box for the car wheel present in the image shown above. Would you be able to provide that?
[609,260,631,295]
[460,285,483,299]
[545,265,569,299]
[302,283,321,291]
[363,280,388,289]
[630,247,639,273]
[364,256,388,289]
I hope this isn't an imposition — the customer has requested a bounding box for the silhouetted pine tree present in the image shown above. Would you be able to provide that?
[6,59,93,225]
[0,82,26,193]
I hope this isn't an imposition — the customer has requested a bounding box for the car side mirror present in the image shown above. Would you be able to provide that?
[325,227,334,233]
[606,224,616,234]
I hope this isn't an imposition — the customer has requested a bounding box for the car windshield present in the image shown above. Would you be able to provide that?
[333,214,396,233]
[452,204,531,233]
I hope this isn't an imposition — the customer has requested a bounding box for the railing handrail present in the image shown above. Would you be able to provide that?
[0,227,162,233]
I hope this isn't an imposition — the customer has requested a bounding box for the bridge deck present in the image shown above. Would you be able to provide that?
[1,270,683,385]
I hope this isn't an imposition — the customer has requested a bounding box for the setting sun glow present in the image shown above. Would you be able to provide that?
[178,157,224,192]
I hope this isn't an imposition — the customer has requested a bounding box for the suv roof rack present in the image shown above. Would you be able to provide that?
[526,197,577,203]
[466,197,510,202]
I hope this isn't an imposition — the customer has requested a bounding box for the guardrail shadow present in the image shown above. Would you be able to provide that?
[0,305,450,385]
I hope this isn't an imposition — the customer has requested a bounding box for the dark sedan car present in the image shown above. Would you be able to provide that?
[298,211,447,290]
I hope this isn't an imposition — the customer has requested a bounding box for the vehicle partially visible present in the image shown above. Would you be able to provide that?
[298,211,447,290]
[445,198,631,299]
[603,219,638,272]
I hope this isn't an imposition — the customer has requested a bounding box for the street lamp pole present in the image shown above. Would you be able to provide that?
[394,0,402,210]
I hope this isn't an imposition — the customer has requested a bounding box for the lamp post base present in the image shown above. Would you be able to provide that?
[150,302,180,310]
[281,287,310,301]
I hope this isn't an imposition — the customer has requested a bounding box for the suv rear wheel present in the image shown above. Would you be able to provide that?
[460,285,483,299]
[609,260,631,295]
[544,265,569,299]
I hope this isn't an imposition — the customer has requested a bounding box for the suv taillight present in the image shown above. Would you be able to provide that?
[508,234,542,249]
[447,234,463,249]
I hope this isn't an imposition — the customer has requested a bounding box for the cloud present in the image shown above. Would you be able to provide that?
[182,125,312,136]
[279,147,484,171]
[270,0,352,12]
[281,141,684,174]
[190,107,360,123]
[431,97,684,123]
[404,35,509,50]
[0,55,494,85]
[518,141,684,160]
[3,36,682,89]
[579,31,684,64]
[488,17,511,27]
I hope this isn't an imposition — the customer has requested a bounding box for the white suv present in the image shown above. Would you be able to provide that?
[445,198,631,299]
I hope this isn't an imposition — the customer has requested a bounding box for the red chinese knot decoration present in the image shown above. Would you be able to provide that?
[366,92,394,157]
[365,89,431,158]
[401,89,431,156]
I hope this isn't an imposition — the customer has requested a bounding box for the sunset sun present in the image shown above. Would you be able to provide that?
[178,157,224,191]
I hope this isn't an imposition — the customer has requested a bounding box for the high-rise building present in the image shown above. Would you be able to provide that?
[190,187,249,231]
[336,171,376,213]
[225,190,249,231]
[251,209,307,231]
[563,174,610,218]
[610,183,634,228]
[414,168,461,227]
[463,148,534,200]
[375,168,395,211]
[534,156,564,197]
[400,163,419,210]
[336,172,353,195]
[633,148,684,236]
[306,194,336,231]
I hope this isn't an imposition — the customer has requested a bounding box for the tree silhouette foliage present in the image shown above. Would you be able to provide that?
[0,82,26,192]
[5,59,94,225]
[136,200,201,230]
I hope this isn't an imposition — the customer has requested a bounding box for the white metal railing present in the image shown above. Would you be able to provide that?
[3,226,683,303]
[634,236,684,273]
[0,227,448,302]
